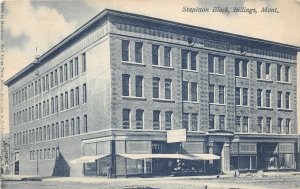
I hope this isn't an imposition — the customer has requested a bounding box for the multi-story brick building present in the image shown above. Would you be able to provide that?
[5,9,299,177]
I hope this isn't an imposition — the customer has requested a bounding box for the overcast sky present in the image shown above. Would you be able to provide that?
[2,0,300,133]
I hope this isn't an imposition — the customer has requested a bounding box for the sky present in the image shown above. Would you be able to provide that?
[1,0,300,134]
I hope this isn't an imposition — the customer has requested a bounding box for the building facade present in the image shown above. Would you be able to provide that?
[5,9,299,177]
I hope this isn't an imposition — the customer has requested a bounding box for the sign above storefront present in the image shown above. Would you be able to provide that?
[167,129,187,143]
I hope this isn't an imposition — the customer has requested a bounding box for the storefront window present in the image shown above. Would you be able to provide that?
[279,154,295,169]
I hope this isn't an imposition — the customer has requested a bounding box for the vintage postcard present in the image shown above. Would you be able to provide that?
[0,0,300,189]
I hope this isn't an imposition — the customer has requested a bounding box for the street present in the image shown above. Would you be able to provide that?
[2,173,300,189]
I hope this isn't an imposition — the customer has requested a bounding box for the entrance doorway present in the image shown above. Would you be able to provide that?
[257,143,278,170]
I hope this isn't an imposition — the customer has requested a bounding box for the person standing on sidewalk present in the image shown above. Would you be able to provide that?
[106,164,112,178]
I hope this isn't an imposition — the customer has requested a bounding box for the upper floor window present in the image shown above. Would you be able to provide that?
[122,74,130,96]
[257,117,263,133]
[70,60,74,79]
[54,69,58,86]
[285,66,290,82]
[266,117,271,133]
[75,87,79,106]
[209,84,215,103]
[165,111,172,130]
[59,66,63,83]
[242,88,248,106]
[219,115,225,130]
[64,63,68,81]
[219,85,225,104]
[257,61,262,79]
[135,76,144,97]
[278,118,282,134]
[153,77,160,98]
[182,113,189,130]
[122,40,130,62]
[235,116,241,132]
[182,49,197,71]
[242,116,249,133]
[165,79,172,99]
[209,114,215,129]
[152,45,159,65]
[74,57,79,76]
[135,42,143,63]
[83,84,87,104]
[182,81,189,101]
[285,92,290,109]
[153,110,160,130]
[277,91,282,108]
[286,119,290,134]
[191,82,198,102]
[191,113,198,131]
[136,109,144,129]
[266,90,271,108]
[83,115,88,133]
[265,63,271,80]
[257,89,262,107]
[164,47,171,67]
[82,53,86,73]
[277,64,282,81]
[123,109,130,129]
[208,54,225,74]
[235,59,248,77]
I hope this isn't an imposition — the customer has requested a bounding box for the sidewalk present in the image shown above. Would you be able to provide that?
[1,174,42,181]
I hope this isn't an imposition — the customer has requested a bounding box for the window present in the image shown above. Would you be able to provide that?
[285,92,290,109]
[83,84,87,103]
[70,60,74,78]
[242,88,248,106]
[55,96,58,113]
[235,116,241,132]
[76,117,80,134]
[82,53,86,73]
[65,92,68,109]
[257,117,263,133]
[257,89,262,107]
[136,109,144,129]
[219,85,225,104]
[285,66,290,82]
[219,115,225,130]
[286,119,290,134]
[266,90,271,107]
[209,114,215,129]
[181,50,188,69]
[152,45,159,65]
[153,111,160,130]
[60,93,64,111]
[153,77,160,98]
[71,119,75,135]
[164,47,171,67]
[278,118,282,134]
[277,64,282,81]
[191,113,198,131]
[165,79,172,99]
[83,115,87,133]
[277,91,282,108]
[47,125,50,140]
[235,60,240,76]
[266,117,271,133]
[191,82,198,102]
[242,61,248,77]
[165,111,172,130]
[74,57,79,76]
[242,117,249,132]
[208,54,214,73]
[135,76,143,97]
[59,66,63,83]
[122,74,130,96]
[235,87,240,105]
[266,63,271,80]
[235,59,248,77]
[218,57,225,74]
[51,124,55,139]
[42,77,45,92]
[54,69,58,86]
[209,84,215,103]
[190,51,197,70]
[56,123,59,138]
[122,40,130,61]
[39,103,42,118]
[123,109,130,129]
[64,64,68,81]
[182,113,189,130]
[135,42,143,63]
[182,81,189,101]
[70,89,74,108]
[75,87,79,106]
[257,61,262,79]
[65,120,69,137]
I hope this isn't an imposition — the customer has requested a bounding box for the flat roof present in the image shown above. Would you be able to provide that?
[5,9,300,86]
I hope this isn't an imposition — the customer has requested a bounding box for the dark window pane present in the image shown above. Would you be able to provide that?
[135,42,143,63]
[152,45,159,65]
[164,47,171,67]
[182,81,188,101]
[122,40,129,61]
[122,74,130,96]
[181,50,188,69]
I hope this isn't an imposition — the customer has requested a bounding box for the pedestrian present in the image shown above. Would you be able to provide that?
[107,164,112,178]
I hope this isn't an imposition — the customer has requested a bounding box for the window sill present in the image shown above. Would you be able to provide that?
[153,98,175,103]
[235,76,249,79]
[209,103,226,106]
[182,69,198,73]
[122,96,147,101]
[152,65,174,70]
[277,81,292,85]
[257,106,273,110]
[278,108,292,112]
[122,61,146,67]
[236,105,249,108]
[209,73,226,76]
[183,101,199,104]
[257,79,273,83]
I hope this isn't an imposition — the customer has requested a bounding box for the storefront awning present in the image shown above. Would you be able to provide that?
[118,153,192,160]
[70,155,108,164]
[9,160,19,164]
[187,154,220,160]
